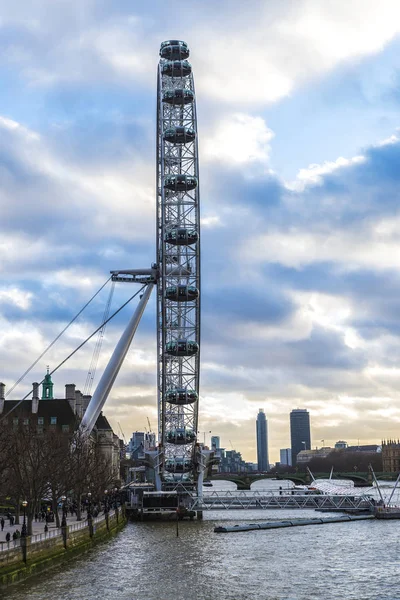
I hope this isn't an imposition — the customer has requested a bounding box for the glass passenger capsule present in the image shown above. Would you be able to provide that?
[162,89,194,106]
[165,339,199,357]
[165,457,192,473]
[160,40,189,60]
[165,228,198,246]
[166,388,198,405]
[166,428,196,445]
[163,472,192,483]
[164,174,198,192]
[161,60,192,78]
[165,285,199,302]
[163,126,196,145]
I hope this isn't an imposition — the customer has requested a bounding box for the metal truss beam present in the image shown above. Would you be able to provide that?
[188,491,374,511]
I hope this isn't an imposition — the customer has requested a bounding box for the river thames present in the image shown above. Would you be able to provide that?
[6,481,400,600]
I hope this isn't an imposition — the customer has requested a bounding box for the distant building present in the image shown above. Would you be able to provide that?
[219,449,246,473]
[256,409,269,472]
[335,440,348,449]
[128,431,156,459]
[290,409,311,466]
[381,440,400,472]
[280,448,292,467]
[146,432,156,450]
[345,444,381,454]
[211,436,220,450]
[296,447,333,464]
[129,432,145,452]
[245,462,258,472]
[0,377,121,481]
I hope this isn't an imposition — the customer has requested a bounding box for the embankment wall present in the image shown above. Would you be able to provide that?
[0,510,126,589]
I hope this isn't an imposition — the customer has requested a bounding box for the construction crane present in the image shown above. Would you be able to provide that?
[117,421,127,444]
[229,440,234,450]
[147,417,152,433]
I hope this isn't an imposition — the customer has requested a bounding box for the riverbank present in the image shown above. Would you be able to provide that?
[0,509,126,589]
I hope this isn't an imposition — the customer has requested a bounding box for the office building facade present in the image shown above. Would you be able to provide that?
[211,436,220,450]
[256,409,269,471]
[280,448,292,467]
[290,409,311,466]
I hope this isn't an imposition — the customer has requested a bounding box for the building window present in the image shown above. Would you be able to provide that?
[23,418,29,426]
[38,417,44,425]
[62,424,69,433]
[12,418,18,426]
[50,417,57,425]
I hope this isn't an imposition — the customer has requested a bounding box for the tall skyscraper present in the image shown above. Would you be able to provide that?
[290,409,311,466]
[211,436,220,450]
[256,409,269,472]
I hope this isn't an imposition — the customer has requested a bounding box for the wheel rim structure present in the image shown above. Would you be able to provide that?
[156,41,201,489]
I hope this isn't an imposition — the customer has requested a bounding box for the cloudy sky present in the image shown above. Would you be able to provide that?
[2,0,400,462]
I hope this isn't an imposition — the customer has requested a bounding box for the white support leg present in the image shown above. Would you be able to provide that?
[80,283,154,435]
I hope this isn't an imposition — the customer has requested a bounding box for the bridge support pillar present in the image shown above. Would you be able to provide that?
[197,511,203,520]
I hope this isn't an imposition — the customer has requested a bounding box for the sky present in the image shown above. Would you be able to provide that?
[1,0,400,463]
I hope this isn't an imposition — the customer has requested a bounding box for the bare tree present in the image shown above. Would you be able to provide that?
[4,423,55,534]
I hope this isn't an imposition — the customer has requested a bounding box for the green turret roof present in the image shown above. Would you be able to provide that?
[41,366,54,399]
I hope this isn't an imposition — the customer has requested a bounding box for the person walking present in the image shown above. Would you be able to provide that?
[5,532,10,543]
[0,518,4,531]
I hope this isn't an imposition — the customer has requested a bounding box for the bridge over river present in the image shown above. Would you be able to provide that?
[208,472,396,490]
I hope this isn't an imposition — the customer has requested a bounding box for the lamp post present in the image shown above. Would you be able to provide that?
[21,500,28,563]
[87,492,93,537]
[61,495,67,527]
[114,487,119,523]
[60,495,68,548]
[104,490,109,531]
[21,501,28,537]
[87,492,92,519]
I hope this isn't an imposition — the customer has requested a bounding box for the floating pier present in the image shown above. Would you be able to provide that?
[214,514,375,533]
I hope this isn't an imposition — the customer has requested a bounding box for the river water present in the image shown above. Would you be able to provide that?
[6,480,400,600]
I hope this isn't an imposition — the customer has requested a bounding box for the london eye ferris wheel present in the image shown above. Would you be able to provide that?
[156,40,201,487]
[81,40,204,491]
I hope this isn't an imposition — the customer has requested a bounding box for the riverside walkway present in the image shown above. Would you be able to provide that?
[0,510,113,552]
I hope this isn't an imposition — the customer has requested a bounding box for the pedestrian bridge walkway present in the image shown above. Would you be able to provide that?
[189,491,374,511]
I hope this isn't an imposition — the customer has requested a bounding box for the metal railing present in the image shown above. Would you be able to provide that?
[0,539,20,551]
[0,510,115,553]
[188,491,374,511]
[30,527,63,543]
[93,510,114,524]
[68,519,89,532]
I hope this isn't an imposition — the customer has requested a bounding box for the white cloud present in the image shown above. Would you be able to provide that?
[193,0,400,105]
[202,113,273,166]
[288,155,366,191]
[0,287,33,310]
[242,222,400,271]
[2,0,400,106]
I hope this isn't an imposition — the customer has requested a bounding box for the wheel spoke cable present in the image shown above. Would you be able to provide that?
[1,284,146,421]
[83,280,116,396]
[6,276,113,398]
